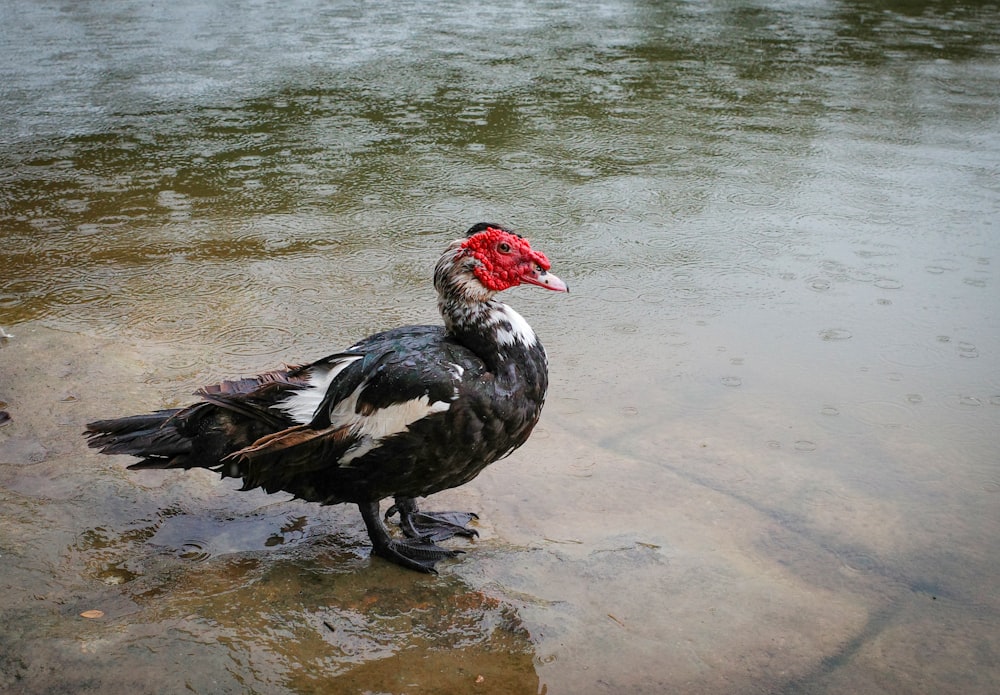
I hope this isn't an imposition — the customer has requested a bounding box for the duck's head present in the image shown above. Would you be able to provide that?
[435,222,568,303]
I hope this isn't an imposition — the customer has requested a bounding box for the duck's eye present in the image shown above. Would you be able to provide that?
[497,242,512,253]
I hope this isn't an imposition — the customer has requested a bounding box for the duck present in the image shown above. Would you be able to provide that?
[85,222,568,573]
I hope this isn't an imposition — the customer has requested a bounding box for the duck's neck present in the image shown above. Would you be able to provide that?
[434,244,543,370]
[439,294,538,366]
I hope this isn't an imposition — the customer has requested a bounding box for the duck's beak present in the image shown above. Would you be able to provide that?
[520,264,569,293]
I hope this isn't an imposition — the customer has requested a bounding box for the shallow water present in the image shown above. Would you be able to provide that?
[2,0,999,692]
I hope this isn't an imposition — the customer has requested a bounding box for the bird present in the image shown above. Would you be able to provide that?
[85,222,568,573]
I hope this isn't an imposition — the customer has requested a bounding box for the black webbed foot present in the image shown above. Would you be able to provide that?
[359,501,464,574]
[385,496,479,542]
[378,537,463,574]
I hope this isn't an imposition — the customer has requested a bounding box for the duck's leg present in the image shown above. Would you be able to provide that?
[385,496,479,542]
[358,501,462,574]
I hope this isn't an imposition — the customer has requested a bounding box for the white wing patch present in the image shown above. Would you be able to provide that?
[337,390,452,463]
[337,391,451,440]
[275,352,460,464]
[274,355,363,425]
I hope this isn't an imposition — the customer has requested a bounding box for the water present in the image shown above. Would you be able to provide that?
[2,0,999,692]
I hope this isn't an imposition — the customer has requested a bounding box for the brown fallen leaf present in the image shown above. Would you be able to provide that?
[80,609,105,619]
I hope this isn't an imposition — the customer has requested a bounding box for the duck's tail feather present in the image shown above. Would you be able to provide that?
[85,408,195,469]
[84,366,313,473]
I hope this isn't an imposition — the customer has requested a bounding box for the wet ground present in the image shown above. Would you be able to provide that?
[2,1,1000,693]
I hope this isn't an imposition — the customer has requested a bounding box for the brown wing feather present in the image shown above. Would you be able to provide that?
[226,423,359,498]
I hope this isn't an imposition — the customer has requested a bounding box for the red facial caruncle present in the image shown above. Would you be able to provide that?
[460,226,566,293]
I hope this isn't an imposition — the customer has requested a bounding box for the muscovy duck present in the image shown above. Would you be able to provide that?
[85,223,567,573]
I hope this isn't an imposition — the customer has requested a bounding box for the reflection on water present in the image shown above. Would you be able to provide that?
[2,0,999,693]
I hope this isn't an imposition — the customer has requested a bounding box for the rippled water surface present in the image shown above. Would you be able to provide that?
[2,1,999,693]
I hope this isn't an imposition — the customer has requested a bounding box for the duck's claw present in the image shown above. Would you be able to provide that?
[386,497,479,542]
[360,500,467,574]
